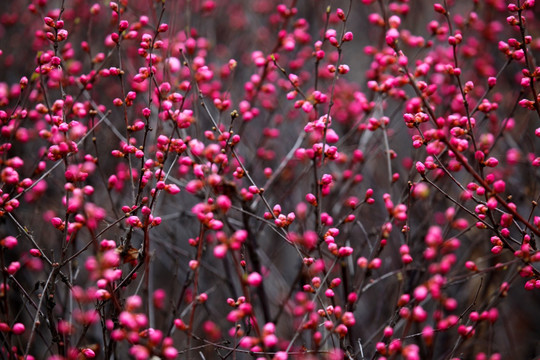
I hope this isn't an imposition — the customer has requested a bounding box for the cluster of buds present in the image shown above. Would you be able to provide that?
[263,204,295,227]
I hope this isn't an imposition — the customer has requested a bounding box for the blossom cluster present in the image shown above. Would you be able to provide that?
[0,0,539,359]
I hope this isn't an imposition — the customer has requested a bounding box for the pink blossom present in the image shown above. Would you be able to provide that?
[247,272,262,287]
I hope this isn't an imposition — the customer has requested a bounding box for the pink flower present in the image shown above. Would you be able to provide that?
[81,348,96,358]
[12,323,25,335]
[247,272,262,287]
[1,236,17,249]
[166,184,181,194]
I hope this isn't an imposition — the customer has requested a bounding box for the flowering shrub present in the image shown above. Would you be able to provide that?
[0,0,540,359]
